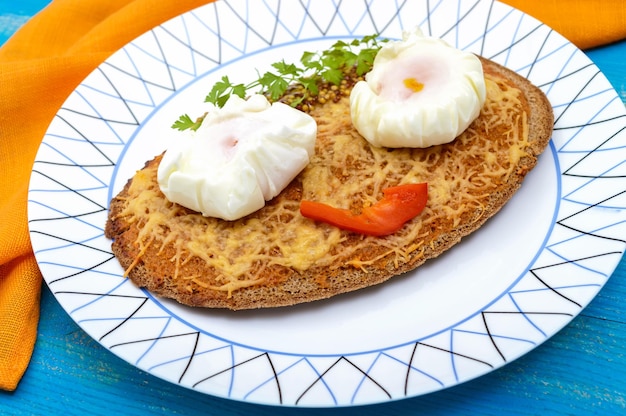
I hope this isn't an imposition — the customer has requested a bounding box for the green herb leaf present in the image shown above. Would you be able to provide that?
[205,76,232,104]
[231,83,247,100]
[171,114,204,131]
[321,68,344,86]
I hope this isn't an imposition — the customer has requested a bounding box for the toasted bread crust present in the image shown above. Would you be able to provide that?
[105,58,553,310]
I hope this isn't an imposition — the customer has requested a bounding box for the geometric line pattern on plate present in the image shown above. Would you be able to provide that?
[28,0,626,407]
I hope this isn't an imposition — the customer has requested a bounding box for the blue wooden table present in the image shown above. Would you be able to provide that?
[1,1,625,415]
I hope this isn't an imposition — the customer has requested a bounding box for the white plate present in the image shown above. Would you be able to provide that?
[28,0,626,407]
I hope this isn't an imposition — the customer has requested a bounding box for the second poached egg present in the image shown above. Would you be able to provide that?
[350,27,487,148]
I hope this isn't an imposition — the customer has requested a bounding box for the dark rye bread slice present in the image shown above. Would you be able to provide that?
[105,57,553,310]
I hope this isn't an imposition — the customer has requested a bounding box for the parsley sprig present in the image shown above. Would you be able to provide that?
[172,34,386,131]
[171,113,205,131]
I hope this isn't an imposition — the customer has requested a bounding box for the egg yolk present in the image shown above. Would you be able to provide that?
[404,78,424,93]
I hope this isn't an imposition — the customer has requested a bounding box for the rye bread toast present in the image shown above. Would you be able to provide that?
[104,57,553,310]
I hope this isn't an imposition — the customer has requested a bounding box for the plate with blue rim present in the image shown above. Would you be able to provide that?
[27,0,626,407]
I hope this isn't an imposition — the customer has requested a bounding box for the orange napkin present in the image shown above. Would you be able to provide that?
[0,0,624,392]
[502,0,626,49]
[0,0,211,392]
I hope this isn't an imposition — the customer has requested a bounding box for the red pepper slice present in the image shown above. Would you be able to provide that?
[300,183,428,236]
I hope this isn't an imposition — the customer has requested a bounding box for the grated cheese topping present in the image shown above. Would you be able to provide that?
[115,70,530,295]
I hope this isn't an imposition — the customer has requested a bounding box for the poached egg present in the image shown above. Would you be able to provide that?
[350,27,486,148]
[157,94,317,221]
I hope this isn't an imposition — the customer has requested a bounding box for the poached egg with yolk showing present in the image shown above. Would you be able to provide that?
[157,94,316,221]
[350,27,486,148]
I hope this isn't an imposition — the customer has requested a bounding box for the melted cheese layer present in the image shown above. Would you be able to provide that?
[116,69,530,295]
